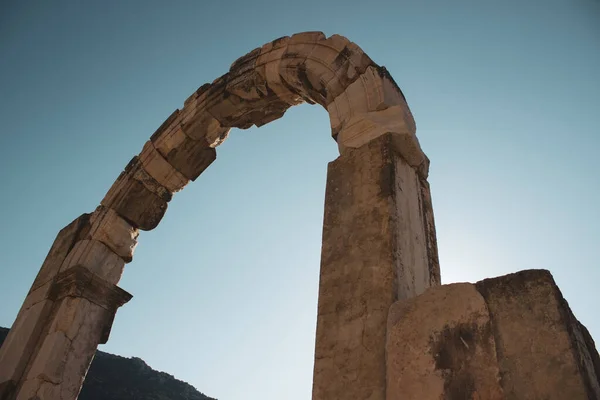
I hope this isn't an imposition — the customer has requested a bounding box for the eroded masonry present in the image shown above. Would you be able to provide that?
[1,32,599,400]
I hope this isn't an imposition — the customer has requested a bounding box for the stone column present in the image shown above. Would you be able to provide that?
[14,267,131,400]
[0,214,91,399]
[0,207,136,400]
[312,133,440,400]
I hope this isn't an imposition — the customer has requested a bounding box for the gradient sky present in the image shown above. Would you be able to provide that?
[1,1,599,399]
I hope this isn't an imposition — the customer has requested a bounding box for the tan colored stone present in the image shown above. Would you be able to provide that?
[255,43,304,106]
[334,107,426,175]
[26,331,70,384]
[88,206,138,262]
[60,304,107,400]
[138,140,189,192]
[15,378,41,400]
[150,112,218,179]
[48,266,132,314]
[313,134,440,400]
[48,297,87,341]
[180,89,232,146]
[476,270,600,399]
[30,213,91,291]
[60,240,125,284]
[22,280,53,310]
[37,381,61,400]
[386,283,503,400]
[0,300,54,384]
[101,157,168,230]
[419,177,440,286]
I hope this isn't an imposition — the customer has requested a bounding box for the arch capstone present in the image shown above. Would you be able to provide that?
[0,32,440,400]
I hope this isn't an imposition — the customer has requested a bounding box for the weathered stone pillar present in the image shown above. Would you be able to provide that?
[312,133,440,400]
[0,208,135,400]
[0,214,91,399]
[15,267,131,400]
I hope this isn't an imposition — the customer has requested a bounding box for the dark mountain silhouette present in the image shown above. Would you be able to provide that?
[0,327,215,400]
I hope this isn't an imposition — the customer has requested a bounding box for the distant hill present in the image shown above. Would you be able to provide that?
[0,327,215,400]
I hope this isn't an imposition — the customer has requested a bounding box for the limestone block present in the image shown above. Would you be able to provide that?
[326,66,423,175]
[334,65,406,121]
[386,283,504,400]
[278,33,325,101]
[88,206,138,262]
[40,297,109,400]
[419,177,441,286]
[288,31,326,44]
[138,141,189,193]
[203,82,256,129]
[21,298,109,399]
[255,39,305,106]
[48,265,132,311]
[196,74,291,130]
[334,108,426,176]
[225,71,267,102]
[60,240,125,284]
[0,300,54,385]
[294,58,335,106]
[14,378,40,400]
[60,304,108,400]
[180,88,232,146]
[26,331,70,384]
[393,153,436,300]
[313,134,439,400]
[309,34,349,66]
[476,270,600,399]
[30,213,91,291]
[48,297,93,341]
[22,280,53,310]
[229,46,261,75]
[150,111,218,179]
[37,381,61,399]
[101,157,168,230]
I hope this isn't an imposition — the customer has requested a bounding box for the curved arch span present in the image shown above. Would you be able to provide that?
[0,32,439,400]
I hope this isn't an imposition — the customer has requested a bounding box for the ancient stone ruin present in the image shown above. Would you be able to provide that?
[0,31,598,400]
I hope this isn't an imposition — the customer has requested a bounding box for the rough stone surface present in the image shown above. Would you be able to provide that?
[138,140,190,193]
[0,214,91,397]
[150,110,218,180]
[312,134,439,400]
[48,266,132,314]
[386,283,503,400]
[59,240,125,284]
[392,149,439,300]
[101,157,169,231]
[0,300,54,390]
[476,269,600,400]
[7,268,131,400]
[88,207,138,263]
[30,214,91,292]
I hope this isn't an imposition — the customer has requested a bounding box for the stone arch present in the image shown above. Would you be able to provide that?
[0,32,439,400]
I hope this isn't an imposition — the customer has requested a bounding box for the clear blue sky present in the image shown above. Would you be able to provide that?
[1,1,599,399]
